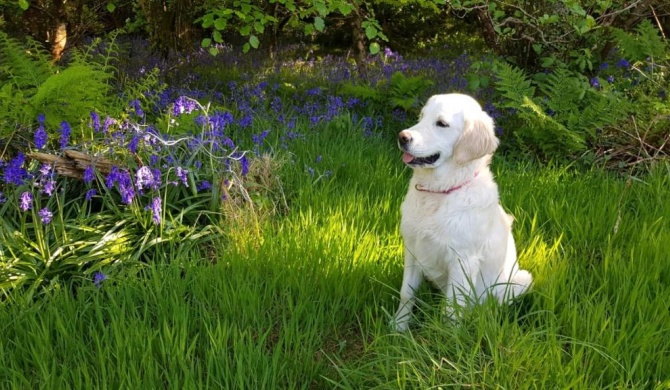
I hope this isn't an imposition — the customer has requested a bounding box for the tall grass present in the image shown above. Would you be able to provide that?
[1,114,669,387]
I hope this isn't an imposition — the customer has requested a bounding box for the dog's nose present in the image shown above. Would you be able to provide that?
[398,131,412,145]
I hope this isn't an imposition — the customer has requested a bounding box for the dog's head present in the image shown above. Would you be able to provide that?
[398,94,498,168]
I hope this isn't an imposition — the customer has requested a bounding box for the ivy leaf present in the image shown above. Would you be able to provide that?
[18,0,29,10]
[243,42,251,53]
[201,38,212,48]
[314,17,325,32]
[106,2,116,12]
[240,25,252,36]
[209,47,219,56]
[213,30,223,43]
[254,21,264,33]
[249,35,260,49]
[369,42,381,55]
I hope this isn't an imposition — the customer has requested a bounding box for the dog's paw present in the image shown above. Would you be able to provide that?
[390,317,410,333]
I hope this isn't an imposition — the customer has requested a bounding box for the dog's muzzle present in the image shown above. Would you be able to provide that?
[398,130,440,166]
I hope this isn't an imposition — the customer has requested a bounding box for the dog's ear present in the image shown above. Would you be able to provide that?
[453,110,499,164]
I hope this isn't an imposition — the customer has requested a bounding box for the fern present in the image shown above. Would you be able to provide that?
[388,72,433,111]
[493,61,630,159]
[0,31,120,146]
[612,20,668,62]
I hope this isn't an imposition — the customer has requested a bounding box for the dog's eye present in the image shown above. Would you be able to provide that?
[436,120,450,128]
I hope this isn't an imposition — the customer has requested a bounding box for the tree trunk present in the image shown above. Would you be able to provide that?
[475,6,499,54]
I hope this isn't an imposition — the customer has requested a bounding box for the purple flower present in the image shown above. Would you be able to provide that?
[93,271,107,288]
[240,155,249,176]
[37,113,45,124]
[617,59,630,68]
[252,130,270,146]
[0,192,6,204]
[19,191,33,211]
[607,75,615,83]
[175,167,189,187]
[146,196,162,225]
[85,188,97,201]
[173,96,197,116]
[83,165,95,184]
[105,166,120,189]
[90,111,101,132]
[238,115,253,128]
[127,135,140,153]
[130,99,144,117]
[117,171,135,204]
[4,154,28,186]
[59,121,71,149]
[35,123,48,149]
[102,116,115,133]
[197,180,211,191]
[590,77,601,88]
[42,179,56,197]
[135,165,154,190]
[38,207,53,224]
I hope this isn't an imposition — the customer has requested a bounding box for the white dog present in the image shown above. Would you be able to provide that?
[393,93,532,332]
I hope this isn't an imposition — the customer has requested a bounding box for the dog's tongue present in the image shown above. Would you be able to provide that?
[402,153,415,163]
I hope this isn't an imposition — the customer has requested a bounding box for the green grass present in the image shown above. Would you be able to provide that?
[1,121,669,389]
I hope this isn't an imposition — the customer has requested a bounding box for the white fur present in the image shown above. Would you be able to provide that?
[392,93,532,332]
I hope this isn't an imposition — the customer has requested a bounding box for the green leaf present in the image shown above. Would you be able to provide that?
[240,25,252,36]
[369,42,381,55]
[365,25,378,40]
[201,38,212,48]
[214,17,227,31]
[208,47,219,56]
[254,21,264,33]
[314,17,325,32]
[213,30,223,43]
[338,3,353,15]
[106,2,116,12]
[18,0,29,10]
[243,42,250,53]
[249,35,259,49]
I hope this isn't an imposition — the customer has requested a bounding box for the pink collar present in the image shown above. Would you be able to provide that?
[415,171,479,195]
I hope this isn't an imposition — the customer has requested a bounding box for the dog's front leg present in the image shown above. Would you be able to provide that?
[443,257,480,318]
[392,249,423,332]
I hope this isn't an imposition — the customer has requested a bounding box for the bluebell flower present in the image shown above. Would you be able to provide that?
[0,192,6,204]
[315,155,322,163]
[175,167,189,187]
[59,121,71,150]
[252,130,270,146]
[85,188,97,201]
[173,96,197,116]
[38,207,53,224]
[83,166,95,184]
[35,123,48,149]
[617,59,630,68]
[149,155,159,166]
[130,99,144,117]
[607,75,615,83]
[306,87,322,96]
[3,153,28,186]
[106,166,120,189]
[305,166,315,176]
[42,179,56,197]
[197,180,211,192]
[90,111,101,132]
[590,77,601,88]
[118,171,135,204]
[38,113,45,124]
[147,197,162,225]
[127,135,140,153]
[39,163,52,176]
[194,160,202,169]
[135,166,155,191]
[240,155,249,176]
[93,271,107,288]
[19,191,33,211]
[599,62,609,71]
[238,115,253,128]
[102,116,115,133]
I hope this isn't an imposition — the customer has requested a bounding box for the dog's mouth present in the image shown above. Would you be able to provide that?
[402,152,440,166]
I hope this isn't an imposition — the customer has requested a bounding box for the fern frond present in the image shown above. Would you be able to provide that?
[0,32,54,92]
[612,20,668,62]
[493,61,535,108]
[32,64,113,129]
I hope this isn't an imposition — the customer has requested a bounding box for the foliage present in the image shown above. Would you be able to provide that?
[0,31,116,139]
[338,71,434,113]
